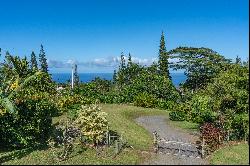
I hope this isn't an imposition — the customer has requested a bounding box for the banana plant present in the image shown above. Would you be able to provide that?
[0,71,42,114]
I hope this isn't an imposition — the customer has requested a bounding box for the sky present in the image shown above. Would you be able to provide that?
[0,0,249,73]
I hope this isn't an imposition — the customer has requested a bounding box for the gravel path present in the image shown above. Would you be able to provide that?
[135,116,209,165]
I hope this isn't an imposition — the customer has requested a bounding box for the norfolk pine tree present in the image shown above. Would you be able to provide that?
[39,44,48,73]
[30,51,38,70]
[113,69,117,84]
[158,31,171,79]
[235,55,241,65]
[128,52,132,67]
[73,64,80,86]
[120,52,126,70]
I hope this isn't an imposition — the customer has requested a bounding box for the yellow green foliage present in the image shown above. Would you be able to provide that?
[0,107,7,116]
[56,94,91,111]
[73,104,108,144]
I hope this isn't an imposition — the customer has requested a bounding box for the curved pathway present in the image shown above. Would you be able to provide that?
[135,116,209,165]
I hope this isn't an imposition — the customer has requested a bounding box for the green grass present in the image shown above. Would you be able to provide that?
[170,120,200,133]
[210,143,249,165]
[1,147,141,165]
[0,104,198,165]
[101,104,169,151]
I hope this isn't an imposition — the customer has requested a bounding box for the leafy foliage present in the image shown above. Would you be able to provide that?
[201,63,248,140]
[200,123,225,153]
[55,91,92,112]
[75,77,112,103]
[168,47,231,90]
[169,110,186,121]
[73,104,108,144]
[0,52,57,148]
[113,53,179,108]
[133,92,157,108]
[170,62,249,141]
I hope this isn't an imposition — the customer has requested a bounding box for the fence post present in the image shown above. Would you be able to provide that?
[106,126,109,146]
[201,137,205,158]
[179,144,181,155]
[115,139,121,155]
[153,131,158,153]
[108,131,111,146]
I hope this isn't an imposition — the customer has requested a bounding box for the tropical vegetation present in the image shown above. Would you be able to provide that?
[0,32,248,164]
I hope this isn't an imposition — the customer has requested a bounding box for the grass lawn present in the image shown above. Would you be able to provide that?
[210,142,249,165]
[0,104,198,165]
[169,119,200,133]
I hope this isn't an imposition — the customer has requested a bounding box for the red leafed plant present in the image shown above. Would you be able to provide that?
[200,122,225,153]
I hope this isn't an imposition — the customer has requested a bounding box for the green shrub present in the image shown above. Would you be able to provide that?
[0,64,57,149]
[133,92,157,108]
[169,111,186,121]
[157,99,176,110]
[169,102,190,121]
[231,113,249,141]
[67,104,81,120]
[0,92,57,148]
[73,104,108,144]
[56,93,92,112]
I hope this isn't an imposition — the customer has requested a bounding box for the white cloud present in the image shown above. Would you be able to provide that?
[48,56,158,69]
[66,59,76,65]
[47,59,70,68]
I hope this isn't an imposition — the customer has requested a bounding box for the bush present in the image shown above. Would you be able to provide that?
[231,113,249,141]
[0,70,59,149]
[169,111,186,121]
[133,92,157,108]
[73,104,108,144]
[126,71,180,102]
[102,91,127,104]
[157,99,176,110]
[0,92,57,148]
[200,123,225,153]
[169,102,190,121]
[56,93,92,112]
[187,95,218,124]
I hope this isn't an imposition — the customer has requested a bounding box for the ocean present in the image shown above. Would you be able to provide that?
[51,72,186,87]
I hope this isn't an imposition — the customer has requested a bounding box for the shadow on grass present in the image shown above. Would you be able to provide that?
[0,144,49,164]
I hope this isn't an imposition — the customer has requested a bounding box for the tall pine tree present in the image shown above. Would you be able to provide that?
[158,31,171,79]
[30,51,38,70]
[235,55,241,65]
[128,52,132,67]
[120,52,126,70]
[39,44,48,73]
[113,69,117,84]
[73,64,80,86]
[117,52,126,86]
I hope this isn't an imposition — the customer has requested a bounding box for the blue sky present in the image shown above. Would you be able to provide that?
[0,0,249,73]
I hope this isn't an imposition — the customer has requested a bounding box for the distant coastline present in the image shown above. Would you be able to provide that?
[51,72,186,87]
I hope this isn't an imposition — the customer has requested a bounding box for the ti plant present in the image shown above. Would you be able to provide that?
[0,52,43,115]
[0,71,42,114]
